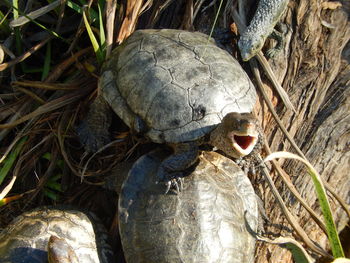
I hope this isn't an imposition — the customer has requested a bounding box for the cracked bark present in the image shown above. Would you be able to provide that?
[251,0,350,262]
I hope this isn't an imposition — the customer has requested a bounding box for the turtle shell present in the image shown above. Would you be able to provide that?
[0,207,114,263]
[101,29,257,143]
[119,150,258,263]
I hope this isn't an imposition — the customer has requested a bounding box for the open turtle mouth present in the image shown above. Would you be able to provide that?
[230,134,258,156]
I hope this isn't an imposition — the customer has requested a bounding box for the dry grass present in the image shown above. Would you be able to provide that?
[0,0,228,258]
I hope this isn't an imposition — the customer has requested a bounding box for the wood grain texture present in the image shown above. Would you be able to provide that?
[252,0,350,261]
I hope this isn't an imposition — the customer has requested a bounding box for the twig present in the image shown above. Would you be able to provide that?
[0,37,51,71]
[257,154,332,259]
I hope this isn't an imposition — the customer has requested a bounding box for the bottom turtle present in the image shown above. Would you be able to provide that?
[0,207,114,263]
[119,149,259,263]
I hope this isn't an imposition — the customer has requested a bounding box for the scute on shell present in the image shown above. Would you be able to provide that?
[101,29,257,143]
[119,150,258,263]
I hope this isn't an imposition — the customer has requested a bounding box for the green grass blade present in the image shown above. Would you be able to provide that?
[46,179,63,192]
[284,243,313,263]
[66,0,98,21]
[11,0,22,58]
[41,40,51,80]
[48,173,63,182]
[257,236,314,263]
[12,0,19,20]
[43,188,60,201]
[310,172,345,257]
[0,10,11,36]
[83,8,103,64]
[42,152,52,161]
[97,0,106,58]
[4,0,64,40]
[264,152,345,258]
[66,0,83,13]
[0,137,27,185]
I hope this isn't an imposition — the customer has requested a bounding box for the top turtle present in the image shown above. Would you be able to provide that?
[80,29,258,185]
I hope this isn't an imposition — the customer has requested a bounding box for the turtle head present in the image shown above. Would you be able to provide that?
[210,112,259,158]
[48,235,79,263]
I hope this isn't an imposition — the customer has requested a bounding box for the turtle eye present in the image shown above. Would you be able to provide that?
[234,135,255,150]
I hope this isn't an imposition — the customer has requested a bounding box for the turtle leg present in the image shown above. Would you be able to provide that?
[99,70,148,133]
[156,142,199,193]
[77,95,112,152]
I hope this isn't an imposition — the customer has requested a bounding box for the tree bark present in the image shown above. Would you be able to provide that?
[251,0,350,262]
[140,1,349,261]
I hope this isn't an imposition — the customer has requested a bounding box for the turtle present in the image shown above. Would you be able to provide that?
[118,149,259,263]
[79,29,259,187]
[0,207,115,263]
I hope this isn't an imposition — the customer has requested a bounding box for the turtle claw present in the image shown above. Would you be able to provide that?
[164,177,184,194]
[156,169,184,194]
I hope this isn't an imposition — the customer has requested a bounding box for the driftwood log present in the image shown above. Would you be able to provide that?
[250,0,350,261]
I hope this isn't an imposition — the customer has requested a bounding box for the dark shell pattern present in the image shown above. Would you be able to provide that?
[100,29,257,143]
